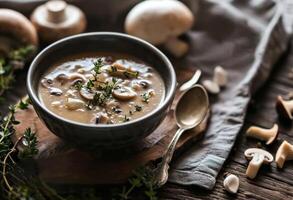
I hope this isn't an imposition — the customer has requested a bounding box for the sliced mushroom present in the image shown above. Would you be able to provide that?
[244,148,273,179]
[275,141,293,168]
[276,95,293,121]
[79,87,95,100]
[41,78,53,88]
[65,98,85,110]
[49,87,63,96]
[125,0,194,57]
[246,124,279,145]
[223,174,239,194]
[112,86,137,101]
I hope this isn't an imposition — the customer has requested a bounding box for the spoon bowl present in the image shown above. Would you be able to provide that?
[176,85,209,129]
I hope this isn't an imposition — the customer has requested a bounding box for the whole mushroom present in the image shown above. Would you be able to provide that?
[125,0,194,57]
[0,9,38,58]
[31,0,87,43]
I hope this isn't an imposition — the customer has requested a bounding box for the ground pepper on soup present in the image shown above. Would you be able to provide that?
[38,52,165,124]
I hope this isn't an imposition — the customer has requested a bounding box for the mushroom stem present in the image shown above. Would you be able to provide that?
[246,153,264,179]
[275,141,293,168]
[46,0,67,23]
[246,124,278,145]
[276,96,293,120]
[163,37,189,58]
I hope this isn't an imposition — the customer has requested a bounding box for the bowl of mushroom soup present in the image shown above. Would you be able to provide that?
[27,32,176,149]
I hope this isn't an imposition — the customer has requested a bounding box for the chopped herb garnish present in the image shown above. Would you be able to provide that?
[135,105,143,112]
[112,106,122,114]
[86,79,94,90]
[73,81,83,91]
[92,92,107,106]
[93,58,103,74]
[122,115,130,122]
[123,70,139,79]
[141,92,151,103]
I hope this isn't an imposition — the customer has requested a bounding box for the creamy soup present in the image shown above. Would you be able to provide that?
[38,52,165,124]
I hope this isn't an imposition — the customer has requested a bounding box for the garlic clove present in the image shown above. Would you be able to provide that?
[202,80,220,94]
[213,66,228,87]
[223,174,239,194]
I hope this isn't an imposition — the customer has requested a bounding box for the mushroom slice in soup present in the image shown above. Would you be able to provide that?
[112,86,137,101]
[80,87,95,100]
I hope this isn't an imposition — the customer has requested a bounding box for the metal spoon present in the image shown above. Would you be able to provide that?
[155,85,209,187]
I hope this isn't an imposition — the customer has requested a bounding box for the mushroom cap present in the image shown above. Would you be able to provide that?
[125,0,194,45]
[0,9,38,46]
[276,95,293,121]
[244,148,273,164]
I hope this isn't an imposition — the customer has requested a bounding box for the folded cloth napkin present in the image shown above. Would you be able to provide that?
[1,0,291,189]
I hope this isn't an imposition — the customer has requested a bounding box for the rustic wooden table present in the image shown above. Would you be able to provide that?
[1,42,291,200]
[159,41,293,200]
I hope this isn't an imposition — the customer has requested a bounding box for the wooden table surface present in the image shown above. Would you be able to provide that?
[1,31,292,200]
[159,41,293,199]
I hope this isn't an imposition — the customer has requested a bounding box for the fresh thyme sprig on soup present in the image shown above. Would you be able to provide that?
[38,53,164,124]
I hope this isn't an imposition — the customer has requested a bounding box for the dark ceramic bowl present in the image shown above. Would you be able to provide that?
[27,32,176,149]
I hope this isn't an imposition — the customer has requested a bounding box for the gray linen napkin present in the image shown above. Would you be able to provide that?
[0,0,291,190]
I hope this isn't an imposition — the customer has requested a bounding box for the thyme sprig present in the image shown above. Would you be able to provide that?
[0,45,35,98]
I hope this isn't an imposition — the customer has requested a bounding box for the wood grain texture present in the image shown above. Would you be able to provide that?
[13,102,210,184]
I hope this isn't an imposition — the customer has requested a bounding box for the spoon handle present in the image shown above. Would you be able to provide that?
[155,128,185,187]
[179,70,201,92]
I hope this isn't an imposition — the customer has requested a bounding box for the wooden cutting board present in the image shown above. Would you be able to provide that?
[13,105,209,184]
[13,69,209,184]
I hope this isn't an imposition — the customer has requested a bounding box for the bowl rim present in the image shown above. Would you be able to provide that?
[27,32,176,129]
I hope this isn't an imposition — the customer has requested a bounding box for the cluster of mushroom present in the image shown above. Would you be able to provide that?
[125,0,194,58]
[223,94,293,193]
[202,66,228,94]
[243,94,293,179]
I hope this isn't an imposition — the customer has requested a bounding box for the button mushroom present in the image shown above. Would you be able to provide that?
[246,124,279,145]
[223,174,239,194]
[125,0,194,57]
[276,95,293,121]
[275,140,293,168]
[244,148,273,179]
[213,66,228,87]
[31,0,87,43]
[112,86,137,101]
[0,9,38,60]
